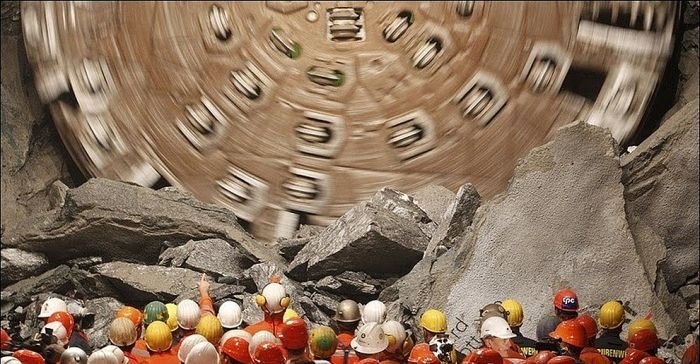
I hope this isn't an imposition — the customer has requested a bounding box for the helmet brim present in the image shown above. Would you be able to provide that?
[350,338,388,355]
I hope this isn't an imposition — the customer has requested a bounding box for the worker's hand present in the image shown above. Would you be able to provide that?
[198,273,210,294]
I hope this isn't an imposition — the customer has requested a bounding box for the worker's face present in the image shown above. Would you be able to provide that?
[484,337,510,357]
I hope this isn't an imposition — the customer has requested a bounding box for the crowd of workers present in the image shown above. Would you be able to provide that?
[0,275,697,364]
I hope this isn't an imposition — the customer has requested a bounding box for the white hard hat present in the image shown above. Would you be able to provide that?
[362,300,387,324]
[480,316,516,339]
[1,358,21,364]
[249,330,281,356]
[42,321,69,345]
[218,301,243,329]
[382,320,407,353]
[185,341,220,364]
[350,322,389,355]
[60,347,88,364]
[100,345,127,364]
[177,334,209,363]
[87,350,119,364]
[39,297,68,318]
[176,299,201,330]
[220,329,253,345]
[261,283,288,314]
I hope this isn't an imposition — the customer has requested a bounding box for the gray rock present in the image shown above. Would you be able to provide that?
[65,256,104,270]
[48,180,69,210]
[679,285,700,303]
[295,225,324,239]
[159,238,255,277]
[315,276,342,292]
[424,183,481,258]
[84,297,124,350]
[369,187,437,238]
[408,185,456,225]
[241,293,264,326]
[276,237,311,261]
[1,248,49,285]
[334,272,380,298]
[92,261,224,306]
[288,189,431,280]
[309,291,340,316]
[3,178,284,266]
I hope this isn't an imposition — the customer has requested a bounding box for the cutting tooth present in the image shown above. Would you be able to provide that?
[655,5,666,30]
[630,1,640,27]
[643,4,654,31]
[592,2,600,20]
[611,2,619,23]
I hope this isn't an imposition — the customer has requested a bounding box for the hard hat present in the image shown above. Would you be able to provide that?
[218,301,243,329]
[408,343,434,364]
[39,297,68,318]
[536,316,561,341]
[143,301,168,326]
[48,311,75,338]
[42,321,69,346]
[428,335,456,364]
[480,303,507,321]
[335,300,361,323]
[177,334,208,363]
[575,315,597,339]
[362,300,387,324]
[628,329,659,353]
[638,357,664,364]
[283,308,299,323]
[620,349,650,364]
[420,309,447,334]
[549,320,587,349]
[100,346,126,364]
[547,356,577,364]
[480,317,516,339]
[165,303,178,332]
[350,322,389,355]
[144,321,172,352]
[60,347,88,364]
[598,301,625,330]
[309,325,338,359]
[86,350,118,364]
[221,329,253,345]
[358,359,380,364]
[627,320,657,338]
[108,317,137,347]
[249,330,281,356]
[553,289,579,312]
[501,299,524,328]
[12,350,45,364]
[463,348,503,364]
[277,317,308,350]
[176,299,201,330]
[184,341,219,364]
[252,342,286,364]
[383,320,407,353]
[530,351,557,364]
[195,314,224,345]
[222,337,252,364]
[257,283,290,314]
[416,354,441,364]
[115,306,143,327]
[1,357,21,364]
[1,328,11,350]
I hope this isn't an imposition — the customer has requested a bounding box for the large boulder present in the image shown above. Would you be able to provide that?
[3,179,285,266]
[409,185,456,225]
[83,297,124,350]
[423,183,481,258]
[287,188,432,280]
[1,248,49,286]
[159,238,256,278]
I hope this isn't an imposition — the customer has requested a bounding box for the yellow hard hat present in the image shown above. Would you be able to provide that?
[627,319,656,339]
[144,321,172,352]
[420,309,447,334]
[283,308,299,322]
[599,301,625,329]
[196,314,224,345]
[501,299,524,328]
[165,303,178,332]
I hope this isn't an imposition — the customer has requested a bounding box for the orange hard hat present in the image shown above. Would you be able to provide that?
[418,354,441,364]
[575,315,597,339]
[409,343,434,364]
[222,337,252,364]
[252,342,286,364]
[116,306,144,327]
[277,317,308,350]
[628,329,659,353]
[13,349,46,364]
[463,348,503,364]
[549,320,587,348]
[638,357,664,364]
[553,289,579,312]
[47,311,75,338]
[1,328,11,350]
[620,349,651,364]
[547,356,577,364]
[358,359,381,364]
[531,351,557,364]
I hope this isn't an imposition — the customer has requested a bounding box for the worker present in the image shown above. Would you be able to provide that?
[252,342,286,364]
[333,300,362,349]
[681,333,698,364]
[502,299,537,358]
[594,302,627,364]
[625,321,656,342]
[575,316,610,364]
[182,341,219,364]
[165,304,179,333]
[171,299,201,353]
[626,330,659,357]
[381,320,407,363]
[141,321,178,364]
[39,298,68,321]
[176,334,208,363]
[277,317,313,364]
[107,317,141,363]
[462,348,503,364]
[221,337,252,364]
[351,323,389,361]
[219,301,244,331]
[418,310,448,345]
[195,315,224,346]
[101,345,130,364]
[408,344,440,364]
[87,350,119,364]
[250,330,283,359]
[480,317,525,360]
[362,301,387,325]
[12,349,46,364]
[524,351,557,364]
[309,326,338,362]
[548,319,608,364]
[41,322,69,347]
[245,278,291,336]
[116,306,145,340]
[42,343,65,363]
[60,347,89,364]
[552,290,579,322]
[221,330,253,348]
[428,334,457,364]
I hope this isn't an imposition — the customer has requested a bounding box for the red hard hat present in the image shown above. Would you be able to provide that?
[638,357,664,364]
[463,349,504,364]
[531,351,557,364]
[253,342,286,364]
[417,354,441,364]
[358,359,381,364]
[48,311,75,338]
[547,356,577,364]
[222,337,252,364]
[13,349,46,364]
[553,289,579,312]
[277,317,308,350]
[1,328,11,350]
[628,329,659,353]
[621,349,651,364]
[575,315,597,339]
[549,320,587,349]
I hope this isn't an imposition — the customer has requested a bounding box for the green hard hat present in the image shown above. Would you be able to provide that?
[143,301,168,326]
